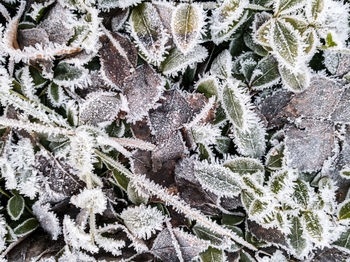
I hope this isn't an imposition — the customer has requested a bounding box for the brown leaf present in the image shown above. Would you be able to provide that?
[151,228,208,262]
[38,3,74,45]
[283,75,344,120]
[17,28,49,49]
[285,119,335,172]
[100,32,137,88]
[247,220,288,247]
[123,64,164,123]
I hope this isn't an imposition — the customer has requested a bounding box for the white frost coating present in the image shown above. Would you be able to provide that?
[63,215,99,253]
[71,188,107,214]
[120,204,166,240]
[94,234,125,256]
[32,201,61,240]
[0,215,7,253]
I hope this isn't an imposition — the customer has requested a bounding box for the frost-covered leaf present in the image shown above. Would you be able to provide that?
[63,216,98,253]
[130,2,169,65]
[171,3,204,54]
[285,119,334,172]
[7,195,24,221]
[120,204,165,240]
[151,228,209,261]
[200,247,225,262]
[240,250,256,262]
[274,0,305,16]
[193,225,226,246]
[47,83,64,107]
[210,50,233,79]
[32,201,61,240]
[221,81,248,131]
[293,179,310,208]
[161,45,208,77]
[211,0,249,44]
[193,161,241,197]
[333,228,350,251]
[271,19,303,70]
[14,218,39,237]
[306,0,324,22]
[123,64,164,123]
[265,143,284,170]
[71,188,107,214]
[303,212,323,242]
[253,12,273,48]
[287,216,308,257]
[233,122,266,159]
[279,65,310,92]
[338,200,350,220]
[283,75,343,118]
[195,75,219,98]
[100,32,138,87]
[250,55,280,90]
[94,234,125,256]
[79,92,122,126]
[224,157,264,176]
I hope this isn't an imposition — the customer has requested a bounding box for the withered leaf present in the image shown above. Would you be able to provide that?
[151,228,209,262]
[123,64,164,123]
[79,92,121,126]
[285,119,335,172]
[100,32,138,88]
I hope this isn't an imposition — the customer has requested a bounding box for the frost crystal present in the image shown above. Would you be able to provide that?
[71,188,107,214]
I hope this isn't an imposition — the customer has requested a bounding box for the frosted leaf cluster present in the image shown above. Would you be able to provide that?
[0,0,349,261]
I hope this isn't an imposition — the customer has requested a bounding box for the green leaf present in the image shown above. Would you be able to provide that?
[171,3,204,54]
[212,10,250,45]
[113,169,129,191]
[338,200,350,220]
[210,50,233,79]
[7,195,25,221]
[200,247,225,262]
[241,190,255,210]
[326,33,338,47]
[195,76,219,99]
[233,123,266,159]
[240,249,256,262]
[333,228,350,251]
[303,212,323,241]
[306,0,324,21]
[14,218,39,237]
[288,216,307,256]
[243,30,269,57]
[130,2,168,64]
[271,19,301,69]
[48,83,63,106]
[224,157,264,176]
[275,0,305,15]
[292,179,309,207]
[279,64,310,92]
[54,62,83,81]
[269,170,288,194]
[265,143,284,170]
[221,82,245,130]
[250,55,280,90]
[193,162,241,197]
[215,136,232,154]
[249,199,268,216]
[222,214,245,226]
[193,225,225,246]
[161,46,208,77]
